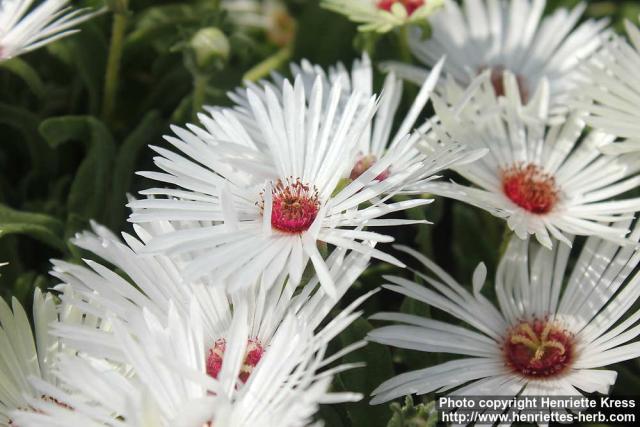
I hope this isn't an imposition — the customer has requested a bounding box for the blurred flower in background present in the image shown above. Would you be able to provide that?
[382,0,609,117]
[577,17,640,154]
[223,0,296,47]
[0,0,103,61]
[321,0,444,33]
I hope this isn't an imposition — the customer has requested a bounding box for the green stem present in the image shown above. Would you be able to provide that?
[397,25,412,64]
[102,3,129,122]
[192,73,208,121]
[243,45,292,82]
[498,223,514,258]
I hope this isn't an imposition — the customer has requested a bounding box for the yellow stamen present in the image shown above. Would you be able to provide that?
[519,323,540,344]
[510,335,540,352]
[540,321,553,342]
[511,323,566,363]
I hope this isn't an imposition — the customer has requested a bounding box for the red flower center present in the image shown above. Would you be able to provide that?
[504,319,574,379]
[262,178,320,234]
[349,154,391,182]
[501,164,559,214]
[206,338,265,384]
[480,66,529,103]
[377,0,425,16]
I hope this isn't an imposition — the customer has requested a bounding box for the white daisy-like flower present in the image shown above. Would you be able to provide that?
[0,0,102,61]
[321,0,444,33]
[128,71,443,297]
[384,0,609,116]
[228,54,486,197]
[50,220,374,359]
[43,221,373,420]
[368,222,640,404]
[13,300,358,426]
[576,18,640,154]
[222,0,295,47]
[0,287,106,426]
[421,73,640,248]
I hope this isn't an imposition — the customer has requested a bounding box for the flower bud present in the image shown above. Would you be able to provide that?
[189,27,230,71]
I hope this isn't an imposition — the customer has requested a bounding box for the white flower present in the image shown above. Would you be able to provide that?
[575,18,640,154]
[43,221,372,421]
[384,0,608,116]
[128,72,438,297]
[50,221,374,357]
[421,73,640,249]
[0,0,102,61]
[321,0,444,33]
[222,0,295,46]
[228,54,485,197]
[14,220,370,425]
[0,288,106,425]
[368,225,640,404]
[13,301,358,427]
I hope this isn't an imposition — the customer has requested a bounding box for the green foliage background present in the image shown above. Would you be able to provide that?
[1,1,640,426]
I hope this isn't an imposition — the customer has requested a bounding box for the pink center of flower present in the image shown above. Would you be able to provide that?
[206,338,265,384]
[480,66,529,103]
[261,178,320,234]
[504,319,574,379]
[377,0,425,15]
[350,154,391,182]
[501,163,559,214]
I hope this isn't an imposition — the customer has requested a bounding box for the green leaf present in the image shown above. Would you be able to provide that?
[108,111,163,230]
[12,272,48,307]
[39,116,116,236]
[0,223,65,250]
[387,396,438,427]
[139,62,191,116]
[612,363,640,394]
[293,1,357,66]
[337,317,395,427]
[0,103,54,181]
[0,58,46,98]
[0,204,65,252]
[125,3,217,55]
[52,22,108,114]
[404,195,443,259]
[317,405,347,427]
[451,203,503,282]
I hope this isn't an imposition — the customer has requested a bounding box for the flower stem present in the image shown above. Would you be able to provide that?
[192,73,209,122]
[243,45,292,82]
[397,25,412,64]
[498,224,514,258]
[102,2,129,122]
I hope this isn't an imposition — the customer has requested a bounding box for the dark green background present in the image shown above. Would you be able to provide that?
[1,1,639,426]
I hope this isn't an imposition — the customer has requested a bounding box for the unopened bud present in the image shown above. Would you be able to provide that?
[189,27,230,71]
